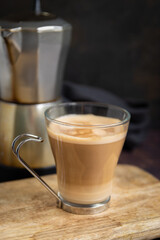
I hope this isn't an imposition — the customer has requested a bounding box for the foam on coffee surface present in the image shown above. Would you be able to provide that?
[47,114,126,144]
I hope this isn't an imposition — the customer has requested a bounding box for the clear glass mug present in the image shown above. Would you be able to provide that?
[12,102,130,214]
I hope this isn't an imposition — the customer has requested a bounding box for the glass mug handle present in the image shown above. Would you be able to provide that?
[12,134,62,208]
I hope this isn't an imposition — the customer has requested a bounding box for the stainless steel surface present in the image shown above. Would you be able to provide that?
[12,133,62,207]
[34,0,41,15]
[0,14,71,103]
[0,100,56,168]
[12,133,111,214]
[60,196,111,215]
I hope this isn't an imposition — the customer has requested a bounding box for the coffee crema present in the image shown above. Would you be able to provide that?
[47,114,127,204]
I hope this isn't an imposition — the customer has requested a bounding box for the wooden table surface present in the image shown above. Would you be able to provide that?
[0,164,160,240]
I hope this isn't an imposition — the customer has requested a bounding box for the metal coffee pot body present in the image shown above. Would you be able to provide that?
[0,13,71,172]
[0,101,56,168]
[0,15,71,103]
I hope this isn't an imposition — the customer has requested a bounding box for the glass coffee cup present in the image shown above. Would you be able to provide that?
[12,102,130,214]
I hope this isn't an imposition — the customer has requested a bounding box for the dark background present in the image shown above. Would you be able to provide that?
[0,0,160,127]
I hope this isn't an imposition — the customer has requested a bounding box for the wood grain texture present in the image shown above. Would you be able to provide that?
[0,164,160,240]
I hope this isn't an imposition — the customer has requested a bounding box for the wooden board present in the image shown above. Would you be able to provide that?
[0,164,160,240]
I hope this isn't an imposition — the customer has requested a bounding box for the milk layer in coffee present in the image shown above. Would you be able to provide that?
[47,114,127,204]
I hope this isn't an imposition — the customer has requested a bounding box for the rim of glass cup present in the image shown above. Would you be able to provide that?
[45,102,131,128]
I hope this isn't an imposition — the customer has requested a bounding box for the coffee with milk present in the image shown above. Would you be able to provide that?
[47,114,127,204]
